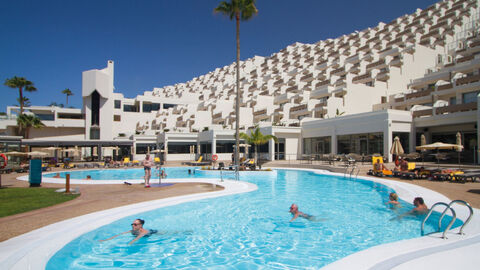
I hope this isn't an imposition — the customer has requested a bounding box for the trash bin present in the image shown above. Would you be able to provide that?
[29,159,42,187]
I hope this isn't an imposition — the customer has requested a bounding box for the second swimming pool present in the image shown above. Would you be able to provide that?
[46,169,460,269]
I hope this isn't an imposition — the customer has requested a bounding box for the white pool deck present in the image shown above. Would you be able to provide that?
[1,168,479,269]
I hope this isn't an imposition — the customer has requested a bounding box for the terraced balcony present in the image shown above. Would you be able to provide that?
[435,102,477,115]
[300,73,314,82]
[352,73,372,84]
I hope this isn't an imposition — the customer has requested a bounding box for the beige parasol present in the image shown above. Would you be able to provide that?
[390,136,404,156]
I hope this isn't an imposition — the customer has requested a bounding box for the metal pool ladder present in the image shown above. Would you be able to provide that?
[421,200,474,239]
[344,164,359,179]
[220,167,240,181]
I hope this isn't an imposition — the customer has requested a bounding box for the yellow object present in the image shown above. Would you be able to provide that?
[63,163,75,169]
[123,157,130,163]
[248,159,255,164]
[372,156,383,165]
[154,157,160,163]
[132,160,140,164]
[196,156,203,163]
[382,169,393,176]
[407,162,416,170]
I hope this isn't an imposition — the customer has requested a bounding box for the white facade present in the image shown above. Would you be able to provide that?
[0,0,479,163]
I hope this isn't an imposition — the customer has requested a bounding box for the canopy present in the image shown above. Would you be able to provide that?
[416,142,463,151]
[4,151,27,156]
[390,136,404,155]
[27,151,48,157]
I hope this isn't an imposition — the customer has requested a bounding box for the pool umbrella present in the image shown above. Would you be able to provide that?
[390,136,404,162]
[456,132,463,169]
[416,142,463,167]
[420,134,426,165]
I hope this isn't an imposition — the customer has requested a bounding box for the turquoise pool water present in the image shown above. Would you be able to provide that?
[44,167,198,180]
[46,169,460,269]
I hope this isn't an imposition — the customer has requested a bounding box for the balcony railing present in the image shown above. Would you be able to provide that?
[412,109,433,118]
[405,89,432,99]
[437,83,453,91]
[253,109,267,116]
[456,54,475,64]
[289,104,307,112]
[436,102,477,115]
[315,80,330,87]
[366,59,386,69]
[286,85,298,93]
[352,73,371,82]
[456,74,480,86]
[300,73,313,81]
[331,67,345,75]
[213,112,222,119]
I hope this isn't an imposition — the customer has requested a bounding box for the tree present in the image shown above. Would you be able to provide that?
[61,88,73,105]
[4,76,37,114]
[48,102,64,108]
[214,0,258,170]
[240,127,277,168]
[17,97,31,107]
[16,114,45,139]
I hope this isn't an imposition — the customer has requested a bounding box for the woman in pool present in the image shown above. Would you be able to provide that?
[99,218,157,245]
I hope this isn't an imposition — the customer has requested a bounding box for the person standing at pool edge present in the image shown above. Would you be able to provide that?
[143,154,153,188]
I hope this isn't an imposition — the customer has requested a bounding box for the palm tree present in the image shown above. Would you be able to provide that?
[17,114,44,139]
[214,0,258,170]
[17,97,31,107]
[240,127,277,168]
[61,88,73,105]
[4,76,37,114]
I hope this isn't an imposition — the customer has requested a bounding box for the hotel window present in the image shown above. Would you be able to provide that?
[216,140,235,153]
[35,114,55,121]
[114,115,121,121]
[114,100,121,109]
[163,103,176,109]
[123,104,138,112]
[463,91,479,104]
[449,97,456,105]
[381,96,387,103]
[168,142,196,154]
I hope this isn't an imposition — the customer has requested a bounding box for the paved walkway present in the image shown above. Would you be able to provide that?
[1,161,479,242]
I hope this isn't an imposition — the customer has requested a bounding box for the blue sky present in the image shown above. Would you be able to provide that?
[1,0,439,111]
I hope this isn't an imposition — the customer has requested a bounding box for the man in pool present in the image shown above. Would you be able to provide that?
[395,197,428,219]
[143,154,153,188]
[99,218,157,245]
[289,203,315,222]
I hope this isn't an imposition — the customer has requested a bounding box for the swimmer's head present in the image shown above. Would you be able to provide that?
[389,193,398,201]
[413,197,424,206]
[289,204,298,212]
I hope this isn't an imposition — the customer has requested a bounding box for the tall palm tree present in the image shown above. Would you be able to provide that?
[214,0,258,170]
[4,76,37,114]
[61,88,73,105]
[16,114,45,139]
[240,127,277,168]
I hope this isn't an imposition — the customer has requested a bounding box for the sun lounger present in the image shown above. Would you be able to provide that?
[185,156,211,166]
[453,172,480,183]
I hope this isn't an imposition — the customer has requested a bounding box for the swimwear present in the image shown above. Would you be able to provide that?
[131,229,157,237]
[144,166,151,171]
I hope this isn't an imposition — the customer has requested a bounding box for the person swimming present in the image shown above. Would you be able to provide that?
[386,192,401,208]
[289,203,315,222]
[99,218,157,245]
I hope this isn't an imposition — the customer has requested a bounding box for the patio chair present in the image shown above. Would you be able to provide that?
[154,157,161,164]
[371,156,393,177]
[453,172,480,183]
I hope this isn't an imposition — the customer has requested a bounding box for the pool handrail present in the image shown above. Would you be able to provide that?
[421,202,457,239]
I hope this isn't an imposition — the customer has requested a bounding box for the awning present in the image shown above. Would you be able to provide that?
[21,140,134,147]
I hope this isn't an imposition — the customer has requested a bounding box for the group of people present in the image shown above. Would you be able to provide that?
[101,195,429,245]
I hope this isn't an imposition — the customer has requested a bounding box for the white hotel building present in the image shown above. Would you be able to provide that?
[1,0,479,164]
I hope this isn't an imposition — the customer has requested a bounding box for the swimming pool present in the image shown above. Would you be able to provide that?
[45,169,461,269]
